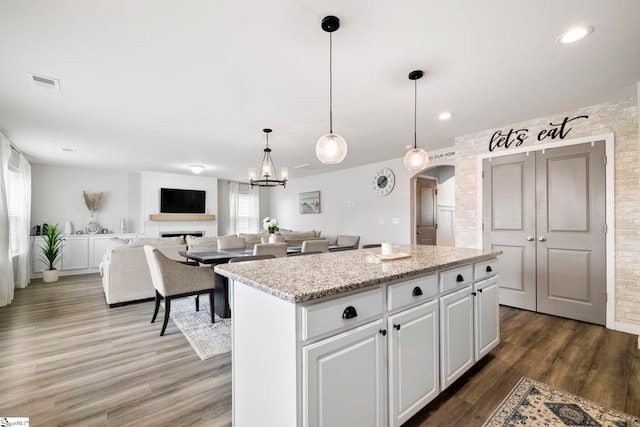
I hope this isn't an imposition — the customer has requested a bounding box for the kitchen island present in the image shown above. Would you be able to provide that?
[215,245,501,427]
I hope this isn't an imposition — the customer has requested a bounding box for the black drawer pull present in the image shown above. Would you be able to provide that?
[379,329,387,336]
[394,324,401,331]
[456,274,464,282]
[486,266,493,272]
[412,286,423,296]
[478,288,484,293]
[342,306,358,319]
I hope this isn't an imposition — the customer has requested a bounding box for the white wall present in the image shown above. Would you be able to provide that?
[140,171,218,237]
[269,158,414,246]
[31,165,139,234]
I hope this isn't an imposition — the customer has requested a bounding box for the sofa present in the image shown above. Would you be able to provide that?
[100,230,324,307]
[101,236,187,307]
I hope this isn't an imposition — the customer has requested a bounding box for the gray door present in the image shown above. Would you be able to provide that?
[535,143,606,324]
[416,177,437,245]
[483,141,606,325]
[483,153,537,311]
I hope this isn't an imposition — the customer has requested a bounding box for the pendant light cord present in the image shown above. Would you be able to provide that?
[414,78,418,149]
[329,32,333,133]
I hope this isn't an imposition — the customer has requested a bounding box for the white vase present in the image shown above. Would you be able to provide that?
[120,217,127,234]
[269,233,277,243]
[42,269,59,283]
[64,220,73,235]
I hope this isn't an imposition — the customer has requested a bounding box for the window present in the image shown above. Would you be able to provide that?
[236,184,256,234]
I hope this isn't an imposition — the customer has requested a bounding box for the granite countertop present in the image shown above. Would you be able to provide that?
[214,245,501,303]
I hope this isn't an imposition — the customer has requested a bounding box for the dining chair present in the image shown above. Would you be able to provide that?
[144,245,216,336]
[217,236,246,250]
[335,235,361,249]
[253,242,287,258]
[302,240,329,253]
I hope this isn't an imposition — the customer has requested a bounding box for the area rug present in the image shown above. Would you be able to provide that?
[167,297,231,361]
[483,377,640,427]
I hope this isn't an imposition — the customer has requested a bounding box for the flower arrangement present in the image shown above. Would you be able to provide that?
[263,217,279,234]
[83,191,104,215]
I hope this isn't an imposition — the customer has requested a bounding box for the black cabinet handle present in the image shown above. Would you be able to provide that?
[471,291,477,296]
[342,306,358,319]
[412,286,423,296]
[379,329,387,336]
[486,266,493,272]
[478,288,484,293]
[456,274,464,282]
[394,324,401,331]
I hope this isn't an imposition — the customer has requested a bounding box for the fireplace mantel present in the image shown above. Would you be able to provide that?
[149,214,216,221]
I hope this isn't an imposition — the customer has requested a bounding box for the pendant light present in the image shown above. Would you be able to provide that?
[316,15,347,164]
[403,70,429,171]
[249,129,288,188]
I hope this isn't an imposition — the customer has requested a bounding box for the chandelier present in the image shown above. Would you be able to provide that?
[249,129,288,188]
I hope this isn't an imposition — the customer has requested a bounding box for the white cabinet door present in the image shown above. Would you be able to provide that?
[31,237,47,273]
[91,236,112,268]
[303,319,386,427]
[474,276,500,360]
[440,285,474,390]
[61,237,89,270]
[388,299,439,427]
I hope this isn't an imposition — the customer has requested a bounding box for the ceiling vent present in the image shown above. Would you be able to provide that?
[28,73,61,93]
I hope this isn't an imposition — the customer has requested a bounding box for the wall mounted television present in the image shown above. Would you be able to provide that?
[160,188,206,214]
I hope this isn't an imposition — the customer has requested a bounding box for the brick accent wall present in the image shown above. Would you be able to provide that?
[454,97,640,328]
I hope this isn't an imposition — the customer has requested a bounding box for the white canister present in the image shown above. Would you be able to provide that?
[120,218,127,234]
[381,242,393,256]
[64,220,73,235]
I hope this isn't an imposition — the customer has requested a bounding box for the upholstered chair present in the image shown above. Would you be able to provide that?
[217,236,246,250]
[144,245,216,336]
[301,240,329,253]
[253,242,287,258]
[336,235,361,249]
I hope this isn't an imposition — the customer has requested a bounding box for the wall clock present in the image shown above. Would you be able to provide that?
[373,167,395,196]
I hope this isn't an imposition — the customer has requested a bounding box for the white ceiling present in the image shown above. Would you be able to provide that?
[1,0,639,181]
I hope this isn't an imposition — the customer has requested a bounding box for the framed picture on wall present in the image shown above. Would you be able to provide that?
[299,191,321,214]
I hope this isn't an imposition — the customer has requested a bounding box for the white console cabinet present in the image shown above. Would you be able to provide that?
[30,234,142,278]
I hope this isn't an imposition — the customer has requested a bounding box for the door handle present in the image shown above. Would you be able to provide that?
[538,236,546,242]
[526,235,534,241]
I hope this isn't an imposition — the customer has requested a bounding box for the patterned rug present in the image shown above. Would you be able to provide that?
[167,297,231,361]
[483,377,640,427]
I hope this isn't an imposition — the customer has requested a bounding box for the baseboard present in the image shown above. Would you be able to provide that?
[614,321,640,337]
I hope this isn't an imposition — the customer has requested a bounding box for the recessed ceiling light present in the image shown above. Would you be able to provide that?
[558,26,593,44]
[438,112,453,120]
[188,165,205,174]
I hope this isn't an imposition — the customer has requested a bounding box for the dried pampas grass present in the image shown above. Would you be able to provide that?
[83,191,104,213]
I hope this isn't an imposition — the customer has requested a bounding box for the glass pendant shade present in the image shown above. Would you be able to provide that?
[403,148,429,171]
[316,133,347,164]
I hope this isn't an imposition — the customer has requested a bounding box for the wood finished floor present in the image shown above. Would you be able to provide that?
[0,275,638,426]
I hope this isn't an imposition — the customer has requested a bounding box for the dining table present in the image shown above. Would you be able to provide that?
[179,244,356,318]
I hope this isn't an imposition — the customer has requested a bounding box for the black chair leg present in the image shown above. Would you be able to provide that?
[151,290,162,324]
[160,297,171,336]
[209,291,215,323]
[195,294,200,311]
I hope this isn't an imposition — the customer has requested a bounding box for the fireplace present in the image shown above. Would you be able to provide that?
[160,231,204,238]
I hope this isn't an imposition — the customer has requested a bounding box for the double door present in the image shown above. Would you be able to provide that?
[483,141,606,325]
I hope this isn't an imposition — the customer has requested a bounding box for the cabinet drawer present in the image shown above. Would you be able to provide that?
[301,288,384,341]
[474,258,498,281]
[440,265,473,293]
[387,274,438,311]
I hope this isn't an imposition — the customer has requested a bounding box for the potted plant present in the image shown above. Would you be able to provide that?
[40,223,63,283]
